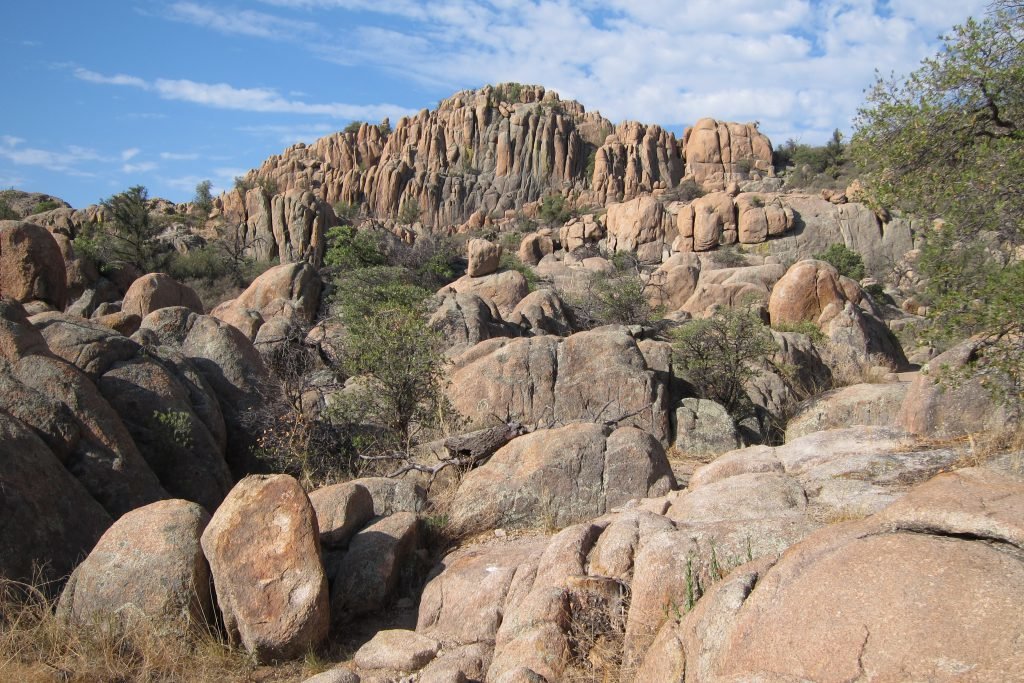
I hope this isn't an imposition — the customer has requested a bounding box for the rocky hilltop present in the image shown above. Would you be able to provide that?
[223,83,772,230]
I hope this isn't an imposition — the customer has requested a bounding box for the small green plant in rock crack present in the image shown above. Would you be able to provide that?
[153,410,193,449]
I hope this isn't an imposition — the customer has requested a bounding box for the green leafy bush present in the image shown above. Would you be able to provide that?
[672,307,778,422]
[192,180,213,216]
[77,185,170,273]
[0,199,18,220]
[324,225,387,270]
[539,193,572,226]
[815,243,866,280]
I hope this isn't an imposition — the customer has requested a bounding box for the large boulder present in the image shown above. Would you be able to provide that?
[768,259,848,325]
[138,306,275,475]
[467,238,501,277]
[442,270,530,318]
[308,481,375,549]
[211,261,321,341]
[58,499,212,631]
[200,475,329,662]
[507,288,574,336]
[449,423,675,530]
[605,195,668,261]
[428,291,518,352]
[787,381,908,441]
[0,220,68,310]
[898,339,1017,438]
[673,398,742,457]
[646,467,1024,682]
[0,410,112,586]
[121,273,204,318]
[447,326,672,442]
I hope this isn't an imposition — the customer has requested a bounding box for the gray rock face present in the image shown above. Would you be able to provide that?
[448,326,672,442]
[0,410,112,587]
[450,423,675,530]
[673,398,742,457]
[428,291,519,352]
[58,499,212,631]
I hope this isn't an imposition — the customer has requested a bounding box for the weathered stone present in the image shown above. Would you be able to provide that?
[0,410,111,587]
[347,476,427,516]
[121,273,203,318]
[683,118,773,187]
[898,339,1016,438]
[353,629,440,671]
[428,292,517,351]
[201,475,328,662]
[58,499,211,630]
[308,482,375,549]
[443,270,530,318]
[517,233,554,265]
[787,382,908,441]
[211,262,321,340]
[467,238,502,277]
[507,288,573,336]
[450,424,675,530]
[330,512,419,621]
[673,398,742,456]
[0,220,68,310]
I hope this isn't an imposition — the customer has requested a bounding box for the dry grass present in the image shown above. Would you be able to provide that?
[954,424,1024,471]
[0,578,260,683]
[564,583,631,683]
[823,346,898,387]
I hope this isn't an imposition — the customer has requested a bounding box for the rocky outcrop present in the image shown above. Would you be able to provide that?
[428,291,518,352]
[467,238,501,277]
[682,118,774,188]
[769,259,907,367]
[449,423,676,530]
[220,187,329,266]
[787,381,908,441]
[0,304,167,518]
[58,499,211,631]
[507,288,574,336]
[643,467,1024,681]
[0,409,111,586]
[138,306,275,476]
[121,273,204,318]
[898,339,1016,438]
[0,220,68,310]
[441,270,530,318]
[201,475,329,662]
[32,312,232,512]
[447,326,673,441]
[211,262,322,341]
[605,195,672,263]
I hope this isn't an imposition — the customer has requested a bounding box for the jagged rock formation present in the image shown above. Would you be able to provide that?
[225,84,771,236]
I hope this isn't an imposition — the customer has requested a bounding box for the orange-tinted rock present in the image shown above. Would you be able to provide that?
[201,475,328,662]
[122,273,203,318]
[0,220,68,310]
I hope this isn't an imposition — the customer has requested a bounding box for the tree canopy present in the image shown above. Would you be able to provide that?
[851,1,1024,405]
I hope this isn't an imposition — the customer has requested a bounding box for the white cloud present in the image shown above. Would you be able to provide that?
[122,162,158,174]
[166,2,321,39]
[74,67,418,122]
[0,136,106,174]
[160,151,201,160]
[73,67,149,88]
[238,122,337,143]
[121,147,140,161]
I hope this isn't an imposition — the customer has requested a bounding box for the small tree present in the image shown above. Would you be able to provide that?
[79,185,168,273]
[397,198,421,224]
[192,180,213,216]
[672,308,778,422]
[539,193,572,226]
[815,243,865,280]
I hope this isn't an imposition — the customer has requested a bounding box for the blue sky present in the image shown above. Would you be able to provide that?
[1,0,987,208]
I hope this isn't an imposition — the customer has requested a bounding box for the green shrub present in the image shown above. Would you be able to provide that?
[0,199,18,220]
[192,180,213,216]
[771,320,826,344]
[711,246,748,268]
[324,225,387,270]
[343,121,364,135]
[333,200,359,224]
[672,307,778,422]
[152,410,192,449]
[565,268,658,329]
[539,193,572,226]
[77,185,171,274]
[815,243,866,280]
[30,200,60,214]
